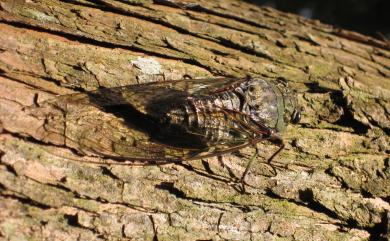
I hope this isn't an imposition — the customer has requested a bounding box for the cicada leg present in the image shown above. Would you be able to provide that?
[239,133,285,191]
[239,147,259,184]
[267,134,285,167]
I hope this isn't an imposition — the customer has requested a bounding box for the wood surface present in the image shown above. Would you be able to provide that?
[0,0,389,240]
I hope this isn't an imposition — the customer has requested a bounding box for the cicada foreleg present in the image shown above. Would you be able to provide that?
[239,132,285,189]
[267,133,285,166]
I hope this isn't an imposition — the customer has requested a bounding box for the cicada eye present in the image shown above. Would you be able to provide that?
[248,86,256,92]
[291,110,301,124]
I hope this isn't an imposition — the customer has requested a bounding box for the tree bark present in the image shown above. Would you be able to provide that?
[0,0,389,240]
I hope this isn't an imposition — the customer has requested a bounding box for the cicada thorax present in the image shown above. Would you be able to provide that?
[149,78,287,149]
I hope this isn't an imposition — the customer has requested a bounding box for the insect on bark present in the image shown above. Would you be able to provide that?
[31,77,301,184]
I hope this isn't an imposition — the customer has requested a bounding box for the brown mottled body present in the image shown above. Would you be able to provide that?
[30,77,300,163]
[152,78,298,149]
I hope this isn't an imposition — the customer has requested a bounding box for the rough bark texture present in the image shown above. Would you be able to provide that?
[0,0,389,240]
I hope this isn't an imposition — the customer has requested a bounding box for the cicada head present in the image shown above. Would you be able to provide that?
[274,78,301,130]
[240,78,300,133]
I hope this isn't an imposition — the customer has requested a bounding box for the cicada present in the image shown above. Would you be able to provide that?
[30,77,300,182]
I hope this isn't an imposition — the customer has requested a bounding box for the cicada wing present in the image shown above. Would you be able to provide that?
[154,77,246,95]
[29,99,196,161]
[43,85,183,116]
[43,77,247,114]
[46,106,250,161]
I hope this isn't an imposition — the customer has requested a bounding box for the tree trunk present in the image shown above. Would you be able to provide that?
[0,0,389,240]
